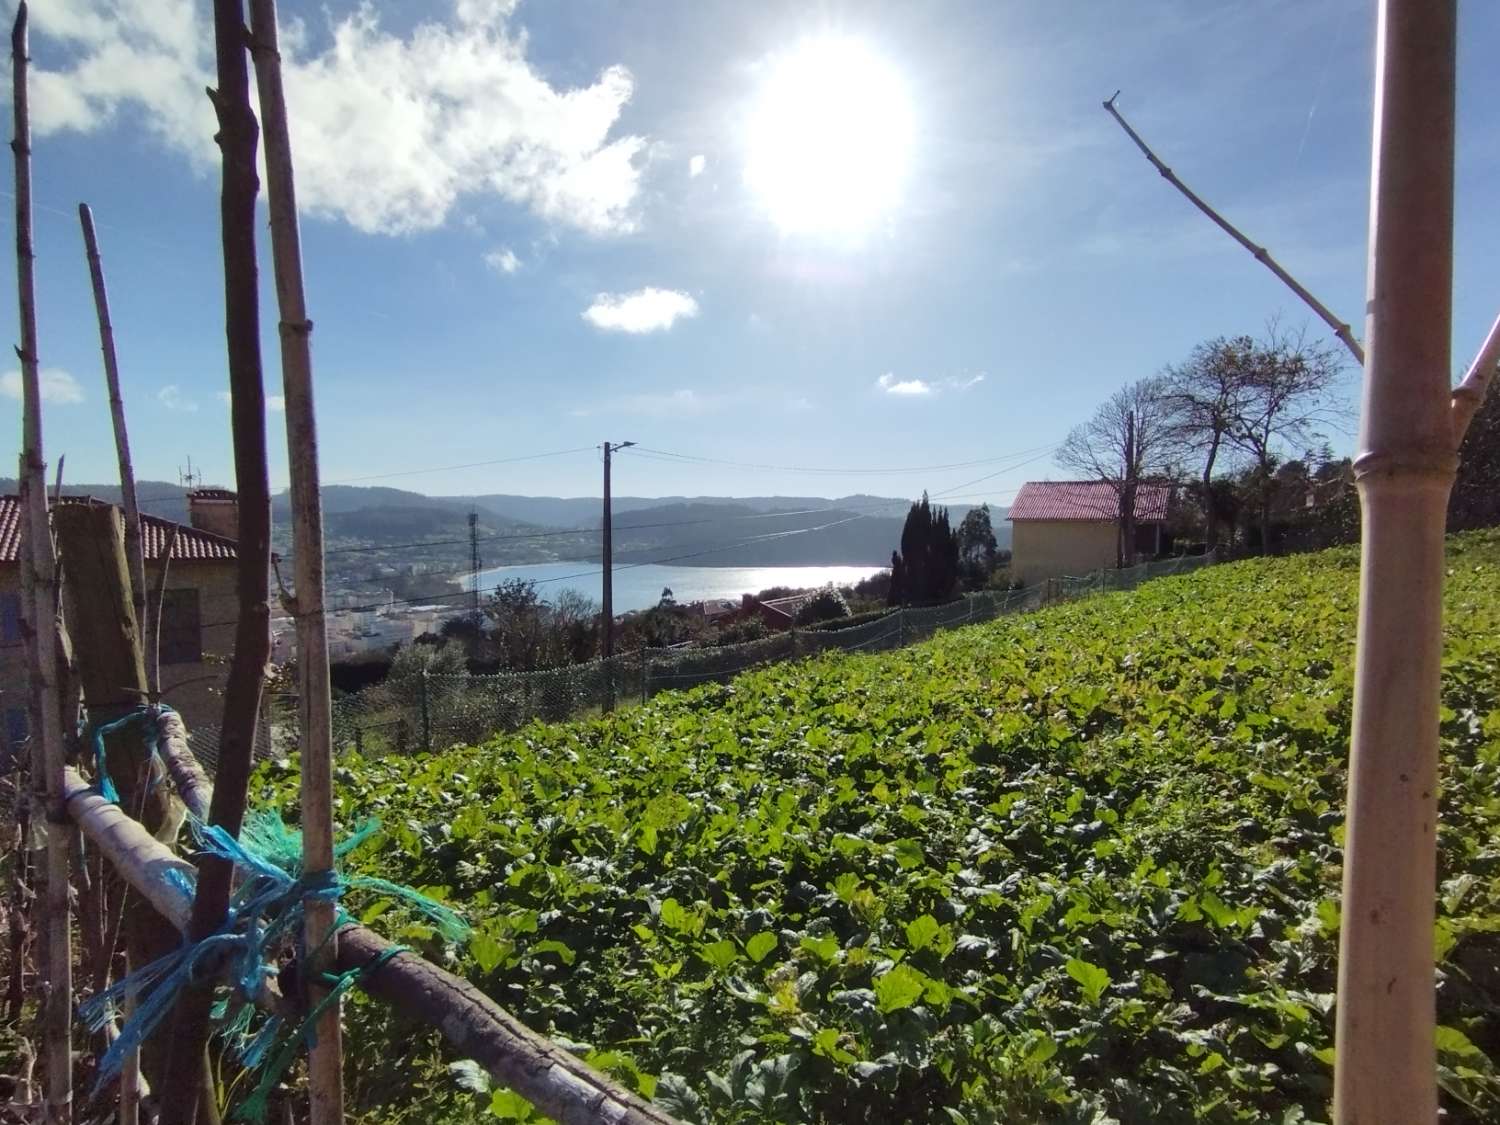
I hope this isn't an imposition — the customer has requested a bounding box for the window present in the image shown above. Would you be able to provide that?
[0,591,21,644]
[154,588,203,664]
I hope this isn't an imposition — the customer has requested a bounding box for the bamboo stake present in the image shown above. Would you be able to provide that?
[79,203,150,673]
[159,1,273,1116]
[247,4,342,1120]
[1102,93,1366,366]
[1450,310,1500,446]
[11,6,72,1119]
[1334,4,1456,1122]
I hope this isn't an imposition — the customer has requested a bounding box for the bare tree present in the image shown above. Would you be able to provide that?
[1056,376,1178,566]
[1160,336,1257,550]
[1225,323,1348,552]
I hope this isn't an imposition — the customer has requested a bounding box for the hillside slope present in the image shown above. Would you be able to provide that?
[259,532,1500,1124]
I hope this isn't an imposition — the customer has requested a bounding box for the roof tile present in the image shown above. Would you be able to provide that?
[0,495,237,563]
[1008,481,1172,523]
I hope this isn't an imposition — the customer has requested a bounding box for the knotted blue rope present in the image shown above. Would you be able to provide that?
[79,808,467,1120]
[86,703,175,804]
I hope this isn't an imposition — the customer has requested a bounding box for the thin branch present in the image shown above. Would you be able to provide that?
[12,4,73,1118]
[80,202,149,655]
[1103,92,1365,366]
[1451,310,1500,447]
[160,0,273,1115]
[149,526,180,697]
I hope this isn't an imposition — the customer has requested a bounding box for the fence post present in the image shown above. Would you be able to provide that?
[419,670,431,753]
[354,725,363,756]
[641,648,649,705]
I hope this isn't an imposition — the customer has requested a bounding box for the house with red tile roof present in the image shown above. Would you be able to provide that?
[1007,480,1174,586]
[1,489,241,768]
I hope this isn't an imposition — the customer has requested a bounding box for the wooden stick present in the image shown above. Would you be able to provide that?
[149,525,180,700]
[1102,93,1366,366]
[160,2,273,1116]
[11,6,73,1119]
[79,202,150,677]
[246,4,342,1120]
[60,763,682,1125]
[1450,310,1500,446]
[53,502,189,1105]
[1335,4,1456,1123]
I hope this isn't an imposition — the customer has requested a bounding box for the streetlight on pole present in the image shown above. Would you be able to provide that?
[601,440,635,710]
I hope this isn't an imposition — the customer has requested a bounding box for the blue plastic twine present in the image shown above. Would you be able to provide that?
[87,703,175,804]
[78,807,467,1122]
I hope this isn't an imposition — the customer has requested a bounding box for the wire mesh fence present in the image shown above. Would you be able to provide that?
[263,556,1210,759]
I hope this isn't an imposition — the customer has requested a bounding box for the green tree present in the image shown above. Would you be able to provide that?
[956,504,999,586]
[888,493,959,605]
[796,586,850,626]
[486,578,548,671]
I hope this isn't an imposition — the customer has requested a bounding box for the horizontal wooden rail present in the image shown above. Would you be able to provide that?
[63,762,680,1125]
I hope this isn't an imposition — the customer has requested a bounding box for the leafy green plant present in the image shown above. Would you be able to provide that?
[258,530,1500,1124]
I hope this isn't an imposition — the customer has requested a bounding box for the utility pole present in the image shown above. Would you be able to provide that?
[1119,409,1136,569]
[468,509,481,625]
[601,440,634,710]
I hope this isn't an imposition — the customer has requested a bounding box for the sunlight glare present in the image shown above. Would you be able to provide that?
[745,37,914,237]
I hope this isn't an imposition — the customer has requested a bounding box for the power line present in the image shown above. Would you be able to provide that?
[326,446,597,484]
[621,441,1061,477]
[928,447,1059,498]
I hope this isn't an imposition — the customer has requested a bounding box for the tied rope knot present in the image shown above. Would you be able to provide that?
[87,702,175,804]
[79,808,468,1121]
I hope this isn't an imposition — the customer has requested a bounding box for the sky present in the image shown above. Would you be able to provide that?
[1,0,1497,513]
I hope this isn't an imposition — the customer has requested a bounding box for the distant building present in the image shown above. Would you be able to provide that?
[744,591,816,630]
[1007,481,1173,586]
[691,598,740,622]
[0,488,241,767]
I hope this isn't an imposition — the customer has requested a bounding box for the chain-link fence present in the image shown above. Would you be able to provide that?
[1042,550,1218,604]
[282,558,1208,757]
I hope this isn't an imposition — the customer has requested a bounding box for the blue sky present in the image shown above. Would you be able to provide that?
[2,0,1497,511]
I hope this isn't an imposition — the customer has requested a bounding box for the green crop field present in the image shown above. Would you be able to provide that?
[257,531,1500,1124]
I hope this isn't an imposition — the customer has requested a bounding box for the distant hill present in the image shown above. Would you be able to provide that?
[0,480,1009,565]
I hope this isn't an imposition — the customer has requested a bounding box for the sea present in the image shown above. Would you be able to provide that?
[463,562,885,614]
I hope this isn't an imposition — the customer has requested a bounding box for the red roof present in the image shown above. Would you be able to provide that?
[0,495,237,564]
[1008,481,1172,523]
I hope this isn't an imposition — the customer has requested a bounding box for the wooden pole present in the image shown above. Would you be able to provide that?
[11,6,72,1118]
[1103,94,1365,366]
[159,1,272,1115]
[247,1,343,1119]
[1334,3,1456,1123]
[79,202,149,670]
[52,503,194,1109]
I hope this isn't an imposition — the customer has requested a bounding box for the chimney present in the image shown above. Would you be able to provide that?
[186,487,239,541]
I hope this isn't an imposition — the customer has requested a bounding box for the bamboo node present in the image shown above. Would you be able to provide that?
[1351,446,1458,482]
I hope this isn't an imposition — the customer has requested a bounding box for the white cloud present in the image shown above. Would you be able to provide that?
[876,373,933,396]
[688,154,706,178]
[158,384,198,412]
[484,247,521,274]
[26,1,646,237]
[218,390,287,412]
[0,368,84,404]
[875,372,986,397]
[582,288,699,334]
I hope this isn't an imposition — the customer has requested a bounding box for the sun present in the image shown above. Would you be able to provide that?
[745,37,914,237]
